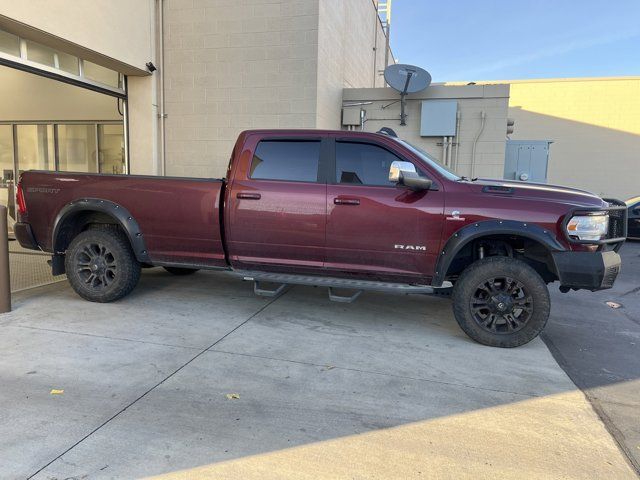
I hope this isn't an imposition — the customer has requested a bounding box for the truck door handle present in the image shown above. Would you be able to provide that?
[334,197,360,206]
[237,192,261,200]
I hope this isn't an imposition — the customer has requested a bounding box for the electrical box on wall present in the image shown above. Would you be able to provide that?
[342,108,362,126]
[420,100,457,136]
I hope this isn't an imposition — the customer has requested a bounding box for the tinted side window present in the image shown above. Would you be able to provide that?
[250,141,320,182]
[335,142,403,187]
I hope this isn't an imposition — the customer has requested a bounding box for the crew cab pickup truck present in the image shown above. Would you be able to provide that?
[14,129,627,347]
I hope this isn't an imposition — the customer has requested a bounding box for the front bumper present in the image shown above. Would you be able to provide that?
[552,250,621,291]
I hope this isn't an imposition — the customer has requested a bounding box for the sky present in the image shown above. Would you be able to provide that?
[390,0,640,82]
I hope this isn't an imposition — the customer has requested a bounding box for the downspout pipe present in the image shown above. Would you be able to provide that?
[157,0,166,176]
[471,111,486,178]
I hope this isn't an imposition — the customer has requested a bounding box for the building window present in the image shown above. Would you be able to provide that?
[98,124,125,174]
[84,61,121,89]
[58,124,98,173]
[25,40,56,68]
[0,30,20,57]
[16,125,55,174]
[0,126,13,187]
[0,27,123,94]
[0,122,126,180]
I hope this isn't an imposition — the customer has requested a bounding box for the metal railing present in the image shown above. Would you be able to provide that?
[0,195,66,298]
[9,239,66,293]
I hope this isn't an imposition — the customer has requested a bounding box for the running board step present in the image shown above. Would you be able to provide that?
[237,271,443,296]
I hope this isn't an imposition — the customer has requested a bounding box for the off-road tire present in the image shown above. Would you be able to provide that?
[65,227,141,302]
[163,267,199,275]
[452,256,550,348]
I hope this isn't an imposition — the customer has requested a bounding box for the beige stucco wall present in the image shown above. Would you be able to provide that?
[343,85,510,179]
[0,0,153,72]
[505,78,640,199]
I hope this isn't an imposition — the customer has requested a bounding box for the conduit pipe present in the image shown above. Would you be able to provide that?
[442,136,448,166]
[453,109,461,171]
[471,110,486,178]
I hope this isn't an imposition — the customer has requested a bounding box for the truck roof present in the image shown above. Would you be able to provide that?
[239,129,396,139]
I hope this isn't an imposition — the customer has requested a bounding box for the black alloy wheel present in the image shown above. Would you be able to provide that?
[469,276,533,334]
[65,227,141,302]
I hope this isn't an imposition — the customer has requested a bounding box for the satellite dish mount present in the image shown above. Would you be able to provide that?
[384,64,432,126]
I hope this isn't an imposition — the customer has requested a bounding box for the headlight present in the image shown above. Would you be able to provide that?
[566,214,609,241]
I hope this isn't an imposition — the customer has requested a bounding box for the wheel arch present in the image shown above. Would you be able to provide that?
[432,220,566,287]
[52,198,150,264]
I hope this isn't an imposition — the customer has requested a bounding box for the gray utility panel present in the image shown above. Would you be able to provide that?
[504,140,551,183]
[420,100,457,136]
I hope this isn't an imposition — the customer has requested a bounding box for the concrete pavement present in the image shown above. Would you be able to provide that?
[544,240,640,472]
[0,267,636,479]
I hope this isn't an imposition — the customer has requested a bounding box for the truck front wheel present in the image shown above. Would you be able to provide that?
[65,228,141,303]
[452,256,550,348]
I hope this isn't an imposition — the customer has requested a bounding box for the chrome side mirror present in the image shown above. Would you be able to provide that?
[389,160,416,183]
[389,160,433,191]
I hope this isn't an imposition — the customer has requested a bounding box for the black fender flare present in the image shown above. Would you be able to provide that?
[52,198,151,263]
[431,219,566,286]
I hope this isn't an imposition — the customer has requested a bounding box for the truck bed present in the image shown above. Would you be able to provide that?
[19,171,227,268]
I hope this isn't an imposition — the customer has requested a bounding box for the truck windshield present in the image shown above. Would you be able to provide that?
[398,139,461,181]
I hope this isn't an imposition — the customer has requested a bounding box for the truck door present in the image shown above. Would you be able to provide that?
[227,137,326,271]
[325,139,445,282]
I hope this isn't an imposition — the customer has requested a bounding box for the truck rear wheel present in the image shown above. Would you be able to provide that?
[65,228,141,303]
[452,256,550,348]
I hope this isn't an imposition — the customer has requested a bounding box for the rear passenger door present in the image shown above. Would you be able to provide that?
[227,137,327,271]
[325,139,445,282]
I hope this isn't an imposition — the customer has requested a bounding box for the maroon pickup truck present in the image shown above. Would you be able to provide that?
[14,129,627,347]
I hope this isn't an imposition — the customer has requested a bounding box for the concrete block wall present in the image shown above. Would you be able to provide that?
[343,85,510,179]
[163,0,320,177]
[163,0,390,177]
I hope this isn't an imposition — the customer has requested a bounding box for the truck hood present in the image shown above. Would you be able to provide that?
[466,179,608,208]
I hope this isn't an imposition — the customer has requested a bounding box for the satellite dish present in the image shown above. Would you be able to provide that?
[384,64,431,126]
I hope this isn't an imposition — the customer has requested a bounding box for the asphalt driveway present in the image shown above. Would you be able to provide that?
[0,262,636,478]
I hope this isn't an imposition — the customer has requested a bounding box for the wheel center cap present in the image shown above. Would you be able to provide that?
[491,294,513,314]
